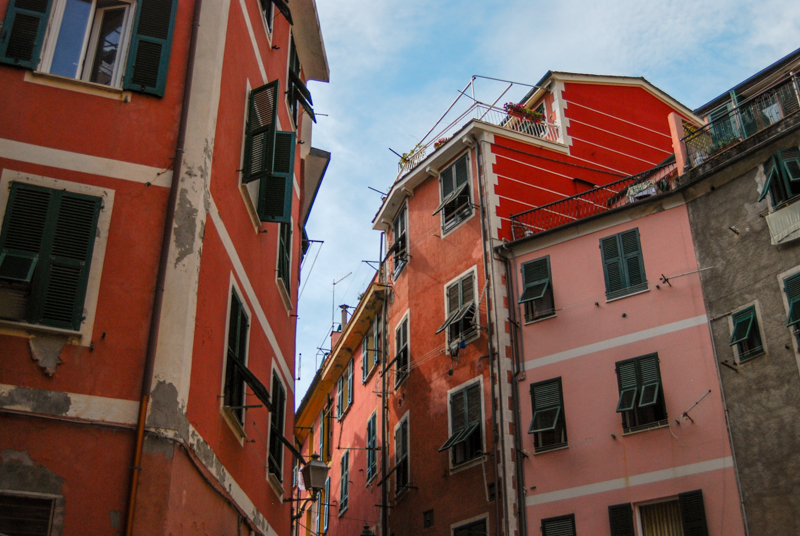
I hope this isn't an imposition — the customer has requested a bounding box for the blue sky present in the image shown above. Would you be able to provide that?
[295,0,800,406]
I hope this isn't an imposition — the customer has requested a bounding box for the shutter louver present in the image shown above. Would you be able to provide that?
[455,156,469,187]
[273,0,292,24]
[123,0,177,96]
[780,148,800,181]
[451,390,466,432]
[679,490,709,536]
[601,235,624,294]
[519,258,551,304]
[542,515,576,536]
[258,130,296,223]
[616,360,638,412]
[621,229,646,288]
[0,0,52,68]
[244,81,279,183]
[759,159,778,202]
[462,274,474,306]
[0,185,50,253]
[785,274,800,326]
[466,384,481,423]
[530,379,562,434]
[608,503,635,536]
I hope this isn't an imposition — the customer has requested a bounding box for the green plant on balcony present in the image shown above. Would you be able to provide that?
[504,102,543,123]
[399,142,424,168]
[434,137,451,150]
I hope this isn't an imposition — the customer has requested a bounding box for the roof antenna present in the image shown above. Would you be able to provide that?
[331,273,352,333]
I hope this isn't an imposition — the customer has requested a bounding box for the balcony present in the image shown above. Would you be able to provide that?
[683,74,800,168]
[510,161,678,240]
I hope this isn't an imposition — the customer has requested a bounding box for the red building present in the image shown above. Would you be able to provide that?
[0,0,329,534]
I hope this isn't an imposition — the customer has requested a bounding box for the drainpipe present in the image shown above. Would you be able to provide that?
[379,233,389,536]
[124,0,203,533]
[474,138,507,536]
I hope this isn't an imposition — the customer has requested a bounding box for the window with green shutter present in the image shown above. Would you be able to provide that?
[759,148,800,206]
[395,417,409,492]
[729,306,763,362]
[541,514,576,536]
[678,489,709,536]
[529,378,567,452]
[600,228,647,300]
[287,37,315,124]
[395,317,409,387]
[337,359,353,419]
[784,274,800,343]
[615,354,667,433]
[437,272,477,345]
[439,383,482,466]
[520,256,555,322]
[433,154,472,232]
[0,0,177,95]
[267,372,286,481]
[277,221,291,293]
[223,291,249,425]
[390,204,408,278]
[608,503,634,536]
[366,413,377,482]
[0,182,101,330]
[322,476,330,531]
[339,450,349,512]
[362,313,381,383]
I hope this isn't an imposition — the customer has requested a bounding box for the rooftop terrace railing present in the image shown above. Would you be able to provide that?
[509,162,678,240]
[683,74,800,168]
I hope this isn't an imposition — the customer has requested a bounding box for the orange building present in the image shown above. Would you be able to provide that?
[0,0,329,534]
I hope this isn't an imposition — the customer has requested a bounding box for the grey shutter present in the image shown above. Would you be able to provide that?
[608,503,635,536]
[451,390,466,432]
[530,379,562,433]
[542,515,576,536]
[461,274,474,305]
[638,354,661,407]
[601,235,624,295]
[519,257,550,303]
[258,130,296,224]
[466,383,481,424]
[454,155,469,187]
[0,0,53,68]
[336,377,343,419]
[243,81,279,184]
[620,229,645,288]
[123,0,178,96]
[679,490,709,536]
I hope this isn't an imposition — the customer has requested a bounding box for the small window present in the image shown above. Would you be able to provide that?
[439,382,482,466]
[519,256,555,322]
[615,354,667,434]
[339,450,349,513]
[366,413,378,482]
[784,273,800,344]
[529,378,567,452]
[395,417,409,492]
[391,204,408,278]
[395,317,409,387]
[362,313,381,382]
[433,154,471,233]
[759,148,800,206]
[336,360,353,419]
[437,272,477,346]
[453,519,486,536]
[223,291,249,425]
[0,493,56,536]
[600,228,647,300]
[0,182,101,330]
[541,514,576,536]
[267,372,286,481]
[729,306,764,361]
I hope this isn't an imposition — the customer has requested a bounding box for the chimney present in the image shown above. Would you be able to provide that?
[330,305,348,349]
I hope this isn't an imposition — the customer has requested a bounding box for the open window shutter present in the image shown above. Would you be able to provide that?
[437,283,461,334]
[319,410,324,456]
[0,183,50,265]
[679,490,709,536]
[729,309,755,346]
[530,379,562,433]
[759,159,778,202]
[362,336,368,382]
[466,383,481,424]
[615,360,638,412]
[780,148,800,181]
[601,235,625,295]
[519,258,550,303]
[123,0,178,96]
[638,354,661,407]
[258,130,296,223]
[462,274,474,306]
[244,81,279,184]
[454,155,469,187]
[36,191,101,330]
[620,229,645,288]
[273,0,292,24]
[785,274,800,326]
[433,166,456,216]
[608,503,635,536]
[0,0,52,68]
[323,477,330,529]
[451,390,466,433]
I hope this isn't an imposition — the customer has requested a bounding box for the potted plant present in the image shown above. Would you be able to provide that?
[504,102,543,123]
[434,137,451,150]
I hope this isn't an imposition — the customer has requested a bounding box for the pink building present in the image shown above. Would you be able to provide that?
[502,164,746,535]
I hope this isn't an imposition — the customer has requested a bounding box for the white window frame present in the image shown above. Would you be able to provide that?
[38,0,136,88]
[726,300,767,364]
[445,375,485,473]
[0,170,114,345]
[394,310,410,388]
[219,275,252,443]
[441,266,480,347]
[393,410,410,498]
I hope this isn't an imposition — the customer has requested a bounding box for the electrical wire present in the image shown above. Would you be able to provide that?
[299,241,323,300]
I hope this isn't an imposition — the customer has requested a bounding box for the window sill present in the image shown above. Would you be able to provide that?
[24,70,132,101]
[338,504,348,518]
[736,348,765,364]
[276,276,294,313]
[363,364,379,385]
[366,471,378,486]
[533,443,569,455]
[267,471,285,501]
[606,285,649,303]
[394,484,412,503]
[450,456,483,475]
[448,329,480,350]
[394,371,409,391]
[220,406,247,444]
[337,404,352,422]
[622,419,669,436]
[0,319,82,342]
[441,209,475,238]
[524,312,557,326]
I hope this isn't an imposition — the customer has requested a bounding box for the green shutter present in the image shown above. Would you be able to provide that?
[602,229,646,299]
[601,235,624,295]
[0,0,52,68]
[274,0,292,25]
[439,390,465,451]
[519,257,551,304]
[542,515,576,536]
[679,489,709,536]
[638,355,661,407]
[258,130,296,223]
[729,308,755,346]
[123,0,178,96]
[243,81,279,184]
[529,378,562,433]
[780,148,800,181]
[615,360,638,412]
[620,229,646,288]
[289,70,315,122]
[0,183,51,283]
[785,274,800,327]
[759,159,778,202]
[454,154,469,188]
[608,503,635,536]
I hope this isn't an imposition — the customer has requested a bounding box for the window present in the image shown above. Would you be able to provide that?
[437,272,477,345]
[541,514,576,536]
[760,148,800,206]
[395,417,409,492]
[323,477,330,531]
[223,291,249,426]
[529,378,567,452]
[600,228,647,300]
[609,490,709,536]
[729,306,764,361]
[0,492,56,536]
[433,154,471,232]
[277,221,291,293]
[0,182,101,330]
[423,510,434,528]
[336,359,353,419]
[615,354,667,434]
[391,204,408,277]
[318,400,331,463]
[242,81,297,224]
[362,313,381,382]
[367,413,377,482]
[286,36,315,125]
[339,450,349,513]
[519,256,555,322]
[439,382,482,466]
[454,519,486,536]
[260,0,274,34]
[0,0,177,95]
[394,316,409,387]
[784,273,800,343]
[267,372,286,481]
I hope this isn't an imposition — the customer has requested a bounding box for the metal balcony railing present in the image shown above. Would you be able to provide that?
[683,74,800,168]
[398,102,560,176]
[509,162,677,240]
